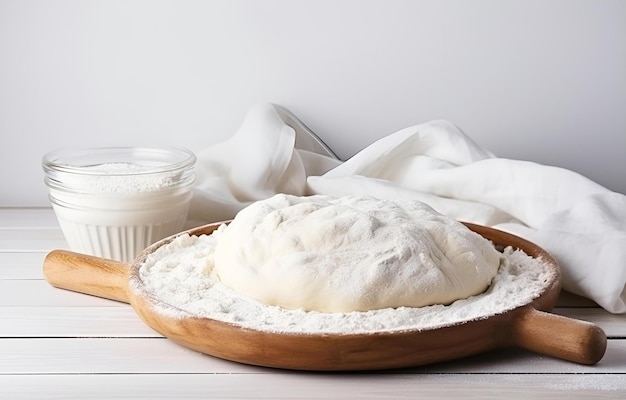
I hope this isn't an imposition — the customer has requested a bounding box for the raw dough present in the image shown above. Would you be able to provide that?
[212,194,503,312]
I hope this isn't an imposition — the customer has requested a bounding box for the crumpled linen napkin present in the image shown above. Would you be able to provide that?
[189,103,626,314]
[187,104,341,225]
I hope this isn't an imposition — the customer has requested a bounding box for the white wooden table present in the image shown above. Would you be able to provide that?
[1,208,625,399]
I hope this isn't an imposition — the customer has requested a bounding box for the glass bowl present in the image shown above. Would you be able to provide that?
[42,146,196,262]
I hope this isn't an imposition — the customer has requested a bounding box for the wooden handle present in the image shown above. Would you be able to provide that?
[510,307,607,365]
[43,249,130,303]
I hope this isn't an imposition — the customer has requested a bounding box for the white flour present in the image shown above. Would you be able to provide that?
[49,162,193,262]
[134,230,556,334]
[80,163,177,192]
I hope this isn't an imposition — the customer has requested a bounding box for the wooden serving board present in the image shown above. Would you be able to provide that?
[43,223,607,371]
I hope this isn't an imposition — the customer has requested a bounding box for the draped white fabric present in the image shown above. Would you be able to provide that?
[189,103,626,314]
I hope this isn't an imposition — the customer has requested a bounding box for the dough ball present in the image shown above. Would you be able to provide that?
[212,194,503,312]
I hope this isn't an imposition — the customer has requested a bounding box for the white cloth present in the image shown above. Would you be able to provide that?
[188,103,341,225]
[190,103,626,314]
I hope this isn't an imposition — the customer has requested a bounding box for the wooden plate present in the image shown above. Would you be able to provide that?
[43,222,607,371]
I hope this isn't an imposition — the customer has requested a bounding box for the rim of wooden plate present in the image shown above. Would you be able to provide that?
[126,221,563,371]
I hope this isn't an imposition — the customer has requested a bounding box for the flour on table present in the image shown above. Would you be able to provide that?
[134,196,555,334]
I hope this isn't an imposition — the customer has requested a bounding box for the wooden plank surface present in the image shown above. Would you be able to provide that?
[0,229,68,252]
[0,208,60,229]
[2,305,624,338]
[1,207,625,399]
[1,338,624,375]
[1,373,624,400]
[0,307,160,337]
[0,280,124,307]
[0,252,47,279]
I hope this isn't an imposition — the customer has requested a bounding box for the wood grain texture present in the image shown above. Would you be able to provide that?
[2,208,625,398]
[0,306,159,337]
[2,305,623,338]
[0,338,255,374]
[1,338,625,375]
[0,280,124,307]
[1,373,624,399]
[0,228,67,251]
[0,208,60,228]
[1,373,626,399]
[41,221,608,370]
[43,250,130,303]
[0,252,46,279]
[509,307,607,365]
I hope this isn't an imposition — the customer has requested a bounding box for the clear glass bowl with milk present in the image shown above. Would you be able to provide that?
[42,146,196,262]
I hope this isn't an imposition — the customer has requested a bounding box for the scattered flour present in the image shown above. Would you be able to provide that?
[133,229,556,334]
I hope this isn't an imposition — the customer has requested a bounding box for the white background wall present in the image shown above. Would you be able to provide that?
[1,0,624,207]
